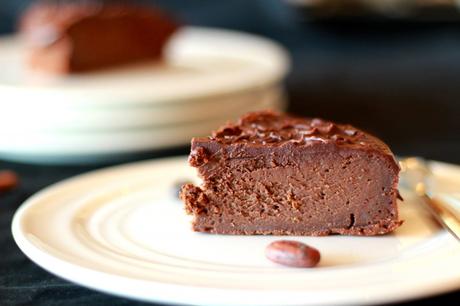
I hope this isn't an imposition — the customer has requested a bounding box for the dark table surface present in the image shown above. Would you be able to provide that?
[1,1,460,305]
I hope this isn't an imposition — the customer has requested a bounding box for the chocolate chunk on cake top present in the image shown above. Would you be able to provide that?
[180,111,402,236]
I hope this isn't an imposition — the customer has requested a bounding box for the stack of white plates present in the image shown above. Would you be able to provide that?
[0,27,290,164]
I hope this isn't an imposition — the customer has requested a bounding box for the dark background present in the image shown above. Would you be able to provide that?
[1,0,459,305]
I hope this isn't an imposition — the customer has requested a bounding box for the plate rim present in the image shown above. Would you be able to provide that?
[0,26,290,106]
[11,156,460,306]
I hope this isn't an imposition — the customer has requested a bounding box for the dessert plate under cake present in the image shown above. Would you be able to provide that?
[12,156,460,306]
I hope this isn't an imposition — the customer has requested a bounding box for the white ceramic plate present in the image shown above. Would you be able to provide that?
[0,26,289,164]
[0,91,285,164]
[12,157,460,306]
[0,27,289,106]
[0,85,284,132]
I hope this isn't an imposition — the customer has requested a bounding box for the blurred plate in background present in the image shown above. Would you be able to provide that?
[0,27,290,164]
[286,0,460,18]
[0,88,285,164]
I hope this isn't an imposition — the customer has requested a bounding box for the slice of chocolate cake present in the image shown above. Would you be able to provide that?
[180,111,402,236]
[19,1,178,74]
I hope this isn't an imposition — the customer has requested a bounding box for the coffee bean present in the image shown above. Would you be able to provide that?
[265,240,320,268]
[0,170,19,193]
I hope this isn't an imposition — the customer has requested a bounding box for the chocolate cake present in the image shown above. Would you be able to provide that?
[19,1,178,74]
[180,111,402,236]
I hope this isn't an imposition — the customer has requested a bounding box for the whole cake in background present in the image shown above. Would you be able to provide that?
[180,110,403,236]
[19,1,178,74]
